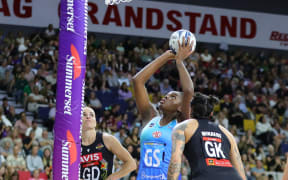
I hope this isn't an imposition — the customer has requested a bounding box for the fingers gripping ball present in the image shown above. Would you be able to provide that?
[169,29,197,54]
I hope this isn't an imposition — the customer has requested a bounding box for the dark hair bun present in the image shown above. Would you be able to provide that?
[191,92,220,119]
[208,95,220,106]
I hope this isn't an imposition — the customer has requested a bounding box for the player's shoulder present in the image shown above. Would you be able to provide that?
[102,132,117,141]
[218,125,235,143]
[183,118,198,127]
[102,132,122,151]
[102,133,119,144]
[174,119,198,143]
[175,118,198,130]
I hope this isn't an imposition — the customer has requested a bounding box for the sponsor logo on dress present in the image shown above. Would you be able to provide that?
[96,143,104,149]
[152,131,162,138]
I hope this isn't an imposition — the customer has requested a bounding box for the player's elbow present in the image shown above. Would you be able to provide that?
[131,159,137,171]
[128,158,137,172]
[183,87,194,96]
[132,75,139,84]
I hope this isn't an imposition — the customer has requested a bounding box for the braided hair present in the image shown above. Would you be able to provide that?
[191,92,219,119]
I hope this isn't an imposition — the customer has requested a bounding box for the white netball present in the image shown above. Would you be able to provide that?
[169,29,196,54]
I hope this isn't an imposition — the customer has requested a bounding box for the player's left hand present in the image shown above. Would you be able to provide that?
[165,50,176,60]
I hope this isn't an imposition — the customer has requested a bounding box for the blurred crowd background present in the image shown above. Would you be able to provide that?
[0,24,287,180]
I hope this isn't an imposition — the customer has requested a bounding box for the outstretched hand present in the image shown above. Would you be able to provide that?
[164,50,176,60]
[175,36,194,63]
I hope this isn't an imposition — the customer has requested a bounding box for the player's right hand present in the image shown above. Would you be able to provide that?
[175,36,194,63]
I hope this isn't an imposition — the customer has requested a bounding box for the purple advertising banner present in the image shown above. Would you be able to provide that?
[53,0,88,179]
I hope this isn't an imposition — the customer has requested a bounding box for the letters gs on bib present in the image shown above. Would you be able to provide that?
[144,149,161,167]
[143,143,165,168]
[169,29,197,54]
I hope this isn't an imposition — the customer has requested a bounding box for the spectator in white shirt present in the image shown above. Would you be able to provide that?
[44,24,56,39]
[256,116,274,145]
[0,107,12,127]
[45,72,57,86]
[26,145,44,173]
[25,121,43,141]
[27,87,47,112]
[200,49,213,63]
[214,111,229,129]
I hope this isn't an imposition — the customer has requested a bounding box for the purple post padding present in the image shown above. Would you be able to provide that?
[53,0,88,179]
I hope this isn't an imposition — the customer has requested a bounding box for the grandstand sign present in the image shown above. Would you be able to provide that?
[0,0,288,50]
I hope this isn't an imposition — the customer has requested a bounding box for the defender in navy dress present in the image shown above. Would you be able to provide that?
[168,93,246,180]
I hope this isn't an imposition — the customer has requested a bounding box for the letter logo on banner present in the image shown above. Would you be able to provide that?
[0,0,32,18]
[1,1,288,50]
[67,0,75,32]
[64,43,82,116]
[270,31,288,46]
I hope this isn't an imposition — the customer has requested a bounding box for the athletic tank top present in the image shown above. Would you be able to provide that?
[183,119,242,180]
[80,132,114,180]
[137,116,180,180]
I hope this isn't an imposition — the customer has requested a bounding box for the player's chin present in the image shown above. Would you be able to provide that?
[82,124,96,131]
[158,103,164,110]
[159,103,170,111]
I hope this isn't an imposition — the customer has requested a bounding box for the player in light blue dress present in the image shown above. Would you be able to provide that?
[132,36,195,180]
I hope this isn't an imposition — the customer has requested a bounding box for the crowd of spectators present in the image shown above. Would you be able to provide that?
[0,24,287,179]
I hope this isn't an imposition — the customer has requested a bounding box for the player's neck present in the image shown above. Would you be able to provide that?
[82,129,97,145]
[160,113,175,126]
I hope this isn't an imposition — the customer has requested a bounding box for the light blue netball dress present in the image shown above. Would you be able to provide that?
[137,116,181,180]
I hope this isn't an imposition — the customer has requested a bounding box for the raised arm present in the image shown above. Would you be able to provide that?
[175,37,195,121]
[132,51,174,125]
[104,134,136,180]
[219,126,246,180]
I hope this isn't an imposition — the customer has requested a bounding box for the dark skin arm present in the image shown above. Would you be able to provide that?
[175,36,195,122]
[132,51,174,126]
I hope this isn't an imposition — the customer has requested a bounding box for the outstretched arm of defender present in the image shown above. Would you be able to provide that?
[168,122,188,180]
[230,141,247,180]
[219,126,246,180]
